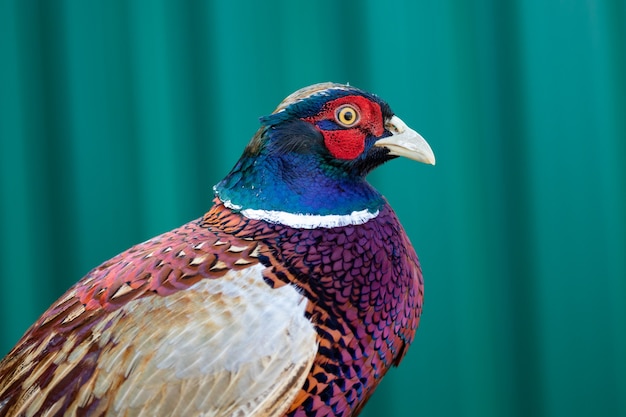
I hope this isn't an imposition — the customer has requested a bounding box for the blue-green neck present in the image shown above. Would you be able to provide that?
[214,148,385,216]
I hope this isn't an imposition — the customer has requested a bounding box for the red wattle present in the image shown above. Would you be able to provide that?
[324,130,366,160]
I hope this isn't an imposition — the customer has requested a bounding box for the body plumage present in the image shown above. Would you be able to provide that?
[0,83,435,416]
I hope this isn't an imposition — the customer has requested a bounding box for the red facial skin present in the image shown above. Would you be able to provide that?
[304,96,384,160]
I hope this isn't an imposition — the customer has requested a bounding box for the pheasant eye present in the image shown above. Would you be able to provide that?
[335,105,360,127]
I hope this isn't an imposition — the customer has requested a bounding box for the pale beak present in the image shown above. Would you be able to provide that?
[375,115,436,165]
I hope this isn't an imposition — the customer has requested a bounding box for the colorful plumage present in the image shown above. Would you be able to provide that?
[0,82,435,417]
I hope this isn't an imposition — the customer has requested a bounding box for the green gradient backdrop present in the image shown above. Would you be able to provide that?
[1,1,625,416]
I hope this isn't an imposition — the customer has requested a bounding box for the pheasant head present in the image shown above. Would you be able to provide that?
[214,82,435,228]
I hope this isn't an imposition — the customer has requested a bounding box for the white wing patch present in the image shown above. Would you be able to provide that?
[70,264,316,416]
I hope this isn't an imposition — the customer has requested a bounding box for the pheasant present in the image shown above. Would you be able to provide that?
[0,82,435,417]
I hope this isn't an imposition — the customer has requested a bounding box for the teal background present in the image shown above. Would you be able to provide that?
[1,1,625,416]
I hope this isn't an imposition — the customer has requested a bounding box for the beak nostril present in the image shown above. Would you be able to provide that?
[385,123,400,134]
[385,117,408,135]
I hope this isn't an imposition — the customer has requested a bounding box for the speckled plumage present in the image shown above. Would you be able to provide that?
[0,83,434,417]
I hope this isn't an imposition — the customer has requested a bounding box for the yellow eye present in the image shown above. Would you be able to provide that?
[335,105,360,127]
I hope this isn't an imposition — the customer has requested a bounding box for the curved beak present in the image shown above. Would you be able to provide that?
[374,115,436,165]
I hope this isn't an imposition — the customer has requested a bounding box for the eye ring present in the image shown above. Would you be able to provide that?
[335,105,360,127]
